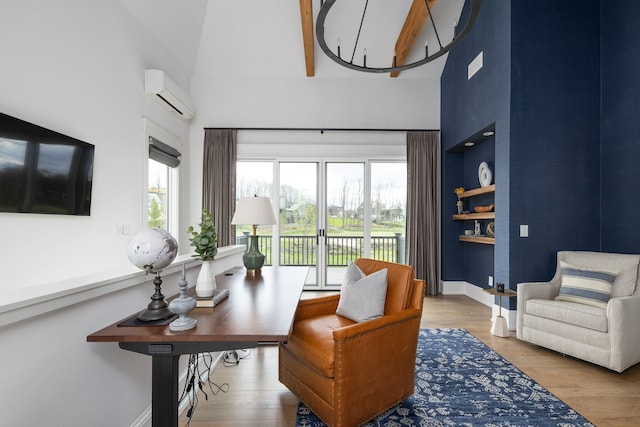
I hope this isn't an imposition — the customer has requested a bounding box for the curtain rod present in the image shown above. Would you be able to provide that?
[203,127,438,133]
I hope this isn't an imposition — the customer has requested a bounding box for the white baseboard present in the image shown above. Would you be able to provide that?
[442,281,516,331]
[131,352,225,427]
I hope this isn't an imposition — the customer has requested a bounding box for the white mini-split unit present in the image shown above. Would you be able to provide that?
[144,69,194,120]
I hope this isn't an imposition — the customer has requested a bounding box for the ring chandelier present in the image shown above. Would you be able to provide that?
[316,0,482,73]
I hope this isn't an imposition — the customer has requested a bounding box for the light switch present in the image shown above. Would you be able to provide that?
[520,225,529,238]
[468,51,483,79]
[116,224,131,235]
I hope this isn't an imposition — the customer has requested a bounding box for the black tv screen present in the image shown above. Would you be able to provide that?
[0,112,94,215]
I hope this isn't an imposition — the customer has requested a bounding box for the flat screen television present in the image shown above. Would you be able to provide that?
[0,112,94,215]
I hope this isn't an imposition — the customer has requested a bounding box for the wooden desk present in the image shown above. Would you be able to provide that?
[87,266,307,427]
[483,288,517,337]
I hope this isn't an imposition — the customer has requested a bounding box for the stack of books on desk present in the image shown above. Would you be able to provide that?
[196,288,229,307]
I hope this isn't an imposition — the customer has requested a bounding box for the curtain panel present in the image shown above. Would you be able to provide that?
[202,129,237,247]
[406,131,441,295]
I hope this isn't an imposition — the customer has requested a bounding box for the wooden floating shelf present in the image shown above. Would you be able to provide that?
[453,212,495,220]
[459,184,495,198]
[459,235,495,245]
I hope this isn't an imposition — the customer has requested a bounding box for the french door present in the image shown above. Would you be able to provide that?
[322,162,365,287]
[237,160,406,289]
[279,162,319,286]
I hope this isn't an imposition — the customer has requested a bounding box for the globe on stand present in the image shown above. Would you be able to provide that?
[127,228,178,321]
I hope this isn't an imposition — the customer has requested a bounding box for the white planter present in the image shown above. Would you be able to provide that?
[195,260,217,298]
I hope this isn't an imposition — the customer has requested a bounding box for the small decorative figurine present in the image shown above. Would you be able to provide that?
[474,220,481,236]
[168,264,197,331]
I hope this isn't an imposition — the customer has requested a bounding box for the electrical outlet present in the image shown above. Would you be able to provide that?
[520,225,529,238]
[488,275,494,288]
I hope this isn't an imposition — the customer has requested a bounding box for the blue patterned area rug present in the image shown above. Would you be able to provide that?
[296,328,594,427]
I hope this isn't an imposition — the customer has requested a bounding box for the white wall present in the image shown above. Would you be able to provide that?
[0,249,242,427]
[0,1,202,426]
[0,0,192,289]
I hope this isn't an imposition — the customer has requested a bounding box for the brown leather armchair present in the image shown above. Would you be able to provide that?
[279,258,425,427]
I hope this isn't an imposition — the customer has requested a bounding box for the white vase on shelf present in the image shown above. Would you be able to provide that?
[195,260,216,298]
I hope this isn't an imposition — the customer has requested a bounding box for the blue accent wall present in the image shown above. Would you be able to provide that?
[508,0,601,286]
[441,0,511,287]
[601,2,640,253]
[442,0,610,310]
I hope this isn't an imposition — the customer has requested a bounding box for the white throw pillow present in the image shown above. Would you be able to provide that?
[336,262,388,322]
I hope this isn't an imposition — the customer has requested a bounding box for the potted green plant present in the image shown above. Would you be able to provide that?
[188,209,218,297]
[188,209,218,260]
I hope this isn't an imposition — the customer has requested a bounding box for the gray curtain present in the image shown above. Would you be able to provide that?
[202,129,237,247]
[406,131,441,295]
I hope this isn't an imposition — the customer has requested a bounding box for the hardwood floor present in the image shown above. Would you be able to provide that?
[179,294,640,426]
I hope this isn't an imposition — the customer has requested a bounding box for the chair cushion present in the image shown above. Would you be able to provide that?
[526,298,608,333]
[336,263,388,322]
[285,314,354,377]
[555,261,616,309]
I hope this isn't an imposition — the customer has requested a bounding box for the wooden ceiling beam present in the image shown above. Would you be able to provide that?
[299,0,315,77]
[390,0,436,78]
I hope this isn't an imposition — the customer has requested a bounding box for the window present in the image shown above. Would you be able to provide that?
[148,158,171,229]
[235,161,274,255]
[144,119,181,236]
[234,130,407,287]
[236,158,406,288]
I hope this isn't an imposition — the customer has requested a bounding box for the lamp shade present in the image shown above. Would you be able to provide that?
[231,196,277,225]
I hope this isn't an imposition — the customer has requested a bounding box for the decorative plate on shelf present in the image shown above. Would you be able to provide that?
[478,162,492,187]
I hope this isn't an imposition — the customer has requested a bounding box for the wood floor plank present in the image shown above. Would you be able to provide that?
[179,293,640,426]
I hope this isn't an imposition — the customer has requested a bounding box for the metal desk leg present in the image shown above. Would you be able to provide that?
[152,355,179,427]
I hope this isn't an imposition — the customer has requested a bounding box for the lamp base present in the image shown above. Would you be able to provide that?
[242,235,265,274]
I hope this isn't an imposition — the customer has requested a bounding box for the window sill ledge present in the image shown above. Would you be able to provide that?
[0,245,245,328]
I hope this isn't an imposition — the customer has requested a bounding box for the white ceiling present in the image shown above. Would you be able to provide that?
[119,0,465,80]
[119,0,208,76]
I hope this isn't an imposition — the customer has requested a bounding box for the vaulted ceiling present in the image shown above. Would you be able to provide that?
[120,0,208,76]
[120,0,465,80]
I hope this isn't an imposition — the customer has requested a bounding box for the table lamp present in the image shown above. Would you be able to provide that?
[231,195,277,275]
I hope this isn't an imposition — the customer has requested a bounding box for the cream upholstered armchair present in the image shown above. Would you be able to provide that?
[517,251,640,373]
[279,258,425,427]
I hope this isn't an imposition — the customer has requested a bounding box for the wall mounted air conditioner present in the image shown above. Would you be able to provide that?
[144,69,194,120]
